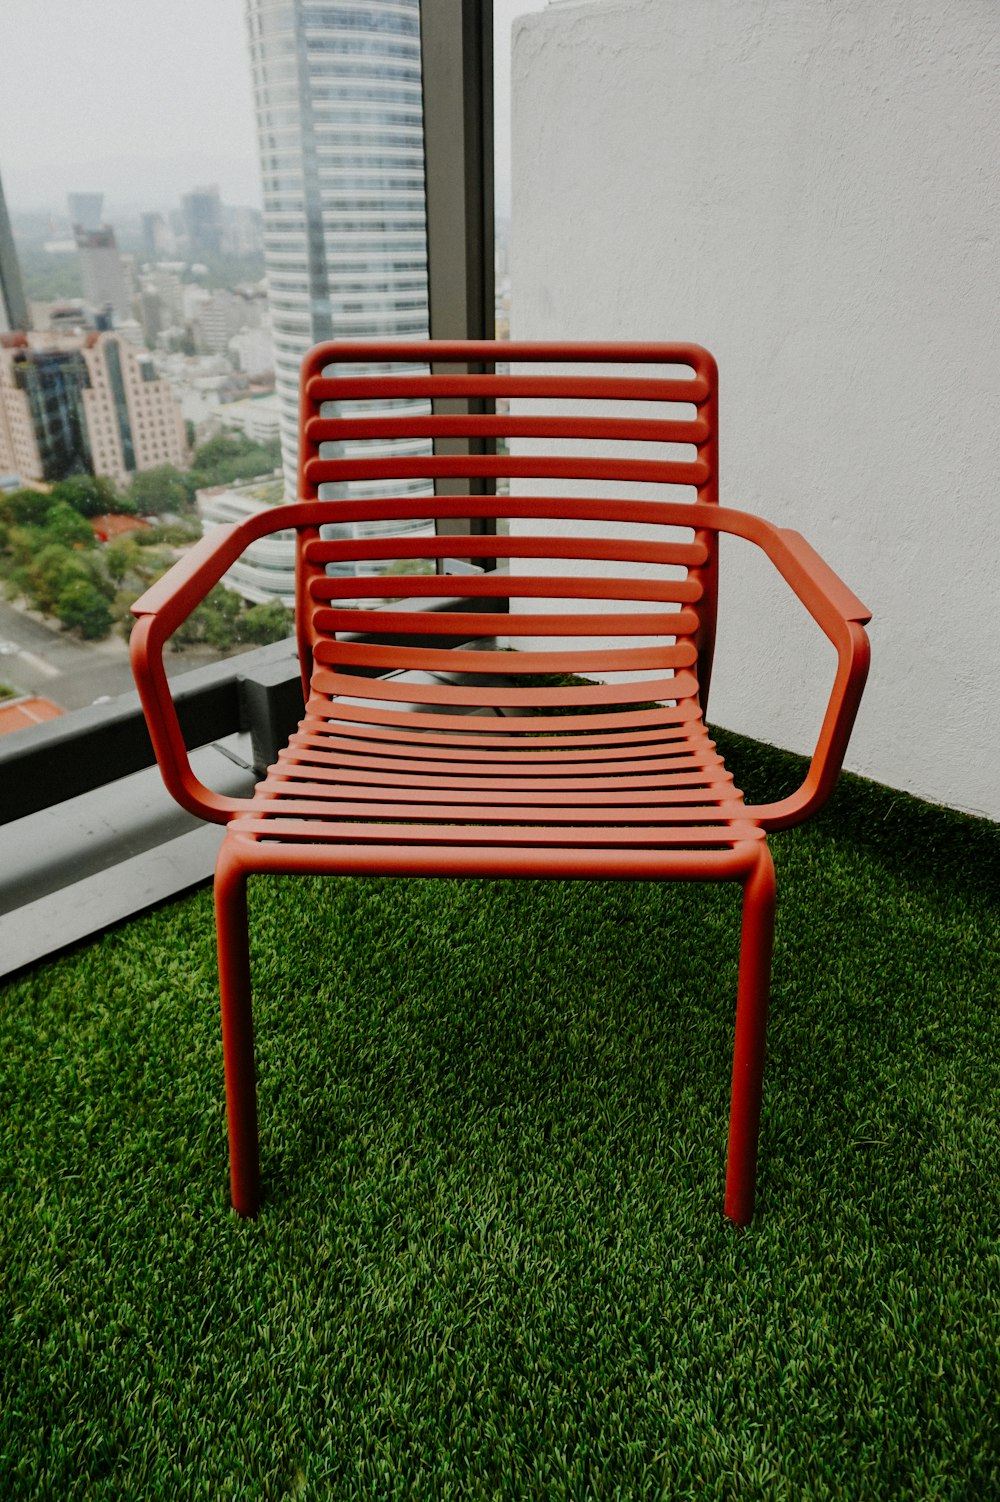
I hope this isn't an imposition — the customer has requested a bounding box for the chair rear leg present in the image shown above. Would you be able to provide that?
[724,845,776,1227]
[215,843,260,1217]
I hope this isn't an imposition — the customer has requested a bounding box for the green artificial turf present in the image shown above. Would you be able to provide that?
[1,730,998,1499]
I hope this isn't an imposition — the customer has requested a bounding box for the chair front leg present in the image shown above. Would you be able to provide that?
[215,841,261,1217]
[724,845,776,1226]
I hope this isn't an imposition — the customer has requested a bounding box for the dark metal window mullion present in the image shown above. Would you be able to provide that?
[418,0,497,566]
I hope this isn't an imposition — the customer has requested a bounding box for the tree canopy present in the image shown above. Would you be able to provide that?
[0,435,289,647]
[54,577,114,640]
[0,489,56,529]
[189,431,283,492]
[127,466,195,516]
[50,474,133,518]
[43,502,95,549]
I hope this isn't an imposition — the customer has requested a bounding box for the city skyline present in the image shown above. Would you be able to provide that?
[0,0,546,220]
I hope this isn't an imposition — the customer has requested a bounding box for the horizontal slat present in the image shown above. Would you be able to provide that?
[305,413,710,445]
[230,817,760,847]
[304,696,700,735]
[291,493,717,528]
[261,785,739,815]
[310,606,698,637]
[311,668,699,708]
[288,751,717,787]
[278,745,709,779]
[308,374,709,404]
[303,454,709,487]
[264,763,732,799]
[304,534,709,568]
[269,756,730,790]
[309,574,704,603]
[292,744,698,776]
[313,639,697,676]
[249,793,744,824]
[292,723,701,759]
[304,338,712,372]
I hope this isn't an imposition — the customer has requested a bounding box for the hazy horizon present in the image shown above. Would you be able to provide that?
[0,0,545,224]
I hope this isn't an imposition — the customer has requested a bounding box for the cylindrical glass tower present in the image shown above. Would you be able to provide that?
[244,0,433,528]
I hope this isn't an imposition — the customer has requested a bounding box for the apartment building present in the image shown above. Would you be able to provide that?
[0,330,186,487]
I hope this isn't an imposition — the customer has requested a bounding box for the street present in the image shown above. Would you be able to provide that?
[0,598,235,711]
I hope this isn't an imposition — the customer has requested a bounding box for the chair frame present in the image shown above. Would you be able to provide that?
[130,341,870,1226]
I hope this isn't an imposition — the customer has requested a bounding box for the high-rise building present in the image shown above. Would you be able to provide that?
[182,186,224,258]
[141,211,176,261]
[148,266,185,325]
[244,0,431,503]
[0,170,29,334]
[193,288,253,356]
[74,225,132,324]
[0,330,186,487]
[222,204,264,257]
[67,193,104,233]
[137,289,165,345]
[0,338,91,479]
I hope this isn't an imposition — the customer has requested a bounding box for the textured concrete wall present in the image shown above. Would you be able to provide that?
[511,0,1000,819]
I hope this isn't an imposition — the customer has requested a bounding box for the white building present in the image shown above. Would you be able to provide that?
[244,0,433,526]
[75,227,132,324]
[182,283,212,326]
[228,325,274,379]
[194,289,251,355]
[217,392,280,445]
[223,204,264,257]
[148,266,186,326]
[196,479,295,606]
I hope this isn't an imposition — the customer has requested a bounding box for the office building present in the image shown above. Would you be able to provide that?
[218,391,280,444]
[182,186,224,258]
[222,205,264,257]
[0,338,91,479]
[141,212,176,261]
[147,266,185,325]
[67,193,104,233]
[0,169,29,334]
[244,0,432,504]
[228,325,274,380]
[0,330,186,487]
[194,288,255,356]
[74,225,132,324]
[196,480,295,606]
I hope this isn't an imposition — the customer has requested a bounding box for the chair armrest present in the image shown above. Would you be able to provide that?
[687,505,872,831]
[130,504,319,824]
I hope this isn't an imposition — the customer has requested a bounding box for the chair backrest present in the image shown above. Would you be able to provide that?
[295,340,721,712]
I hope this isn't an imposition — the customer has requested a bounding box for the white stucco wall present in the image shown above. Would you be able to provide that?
[511,0,1000,819]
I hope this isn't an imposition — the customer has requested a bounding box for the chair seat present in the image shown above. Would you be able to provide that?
[227,674,766,880]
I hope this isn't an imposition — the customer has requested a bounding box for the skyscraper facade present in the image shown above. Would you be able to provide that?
[244,0,431,503]
[73,226,132,324]
[0,331,186,486]
[0,169,29,334]
[182,186,225,258]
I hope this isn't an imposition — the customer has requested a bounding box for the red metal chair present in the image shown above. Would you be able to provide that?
[130,342,870,1225]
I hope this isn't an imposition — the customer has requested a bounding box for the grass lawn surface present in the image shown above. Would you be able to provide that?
[1,731,998,1499]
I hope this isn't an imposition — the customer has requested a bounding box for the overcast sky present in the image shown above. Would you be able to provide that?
[0,0,547,220]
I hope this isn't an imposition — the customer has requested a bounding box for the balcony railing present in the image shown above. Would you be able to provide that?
[1,0,497,980]
[0,579,507,979]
